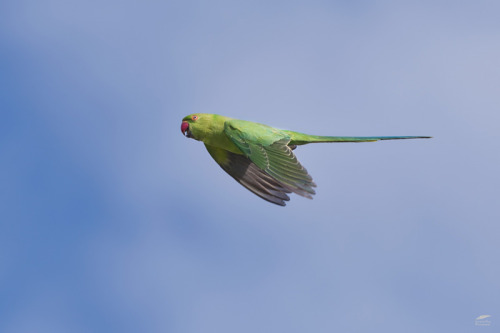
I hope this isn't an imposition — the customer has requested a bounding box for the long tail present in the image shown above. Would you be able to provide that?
[284,130,431,145]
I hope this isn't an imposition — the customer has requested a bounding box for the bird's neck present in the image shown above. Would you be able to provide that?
[199,115,242,155]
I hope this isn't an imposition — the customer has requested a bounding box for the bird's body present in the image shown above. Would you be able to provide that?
[181,113,430,206]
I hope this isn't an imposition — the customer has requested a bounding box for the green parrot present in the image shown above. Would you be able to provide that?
[181,113,430,206]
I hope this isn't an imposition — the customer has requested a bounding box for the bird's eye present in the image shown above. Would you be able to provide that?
[192,115,198,121]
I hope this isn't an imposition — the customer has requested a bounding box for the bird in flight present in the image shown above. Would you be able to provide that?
[181,113,430,206]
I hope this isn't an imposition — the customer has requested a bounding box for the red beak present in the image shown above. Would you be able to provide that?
[181,121,189,135]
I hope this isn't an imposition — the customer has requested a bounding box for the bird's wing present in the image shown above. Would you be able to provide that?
[205,144,291,206]
[223,119,316,199]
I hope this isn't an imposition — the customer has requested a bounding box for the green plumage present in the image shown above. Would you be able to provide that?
[181,113,430,206]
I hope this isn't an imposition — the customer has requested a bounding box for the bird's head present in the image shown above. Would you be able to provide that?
[181,113,213,141]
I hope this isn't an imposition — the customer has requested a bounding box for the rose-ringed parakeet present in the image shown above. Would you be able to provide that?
[181,113,430,206]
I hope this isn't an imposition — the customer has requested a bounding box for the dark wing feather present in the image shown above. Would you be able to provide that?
[205,144,292,206]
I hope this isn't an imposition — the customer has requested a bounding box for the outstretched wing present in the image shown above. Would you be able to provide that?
[205,144,291,206]
[223,119,316,200]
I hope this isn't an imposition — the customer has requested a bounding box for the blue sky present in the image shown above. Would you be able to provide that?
[1,0,499,332]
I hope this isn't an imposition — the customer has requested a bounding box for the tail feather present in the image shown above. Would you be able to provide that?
[284,131,432,145]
